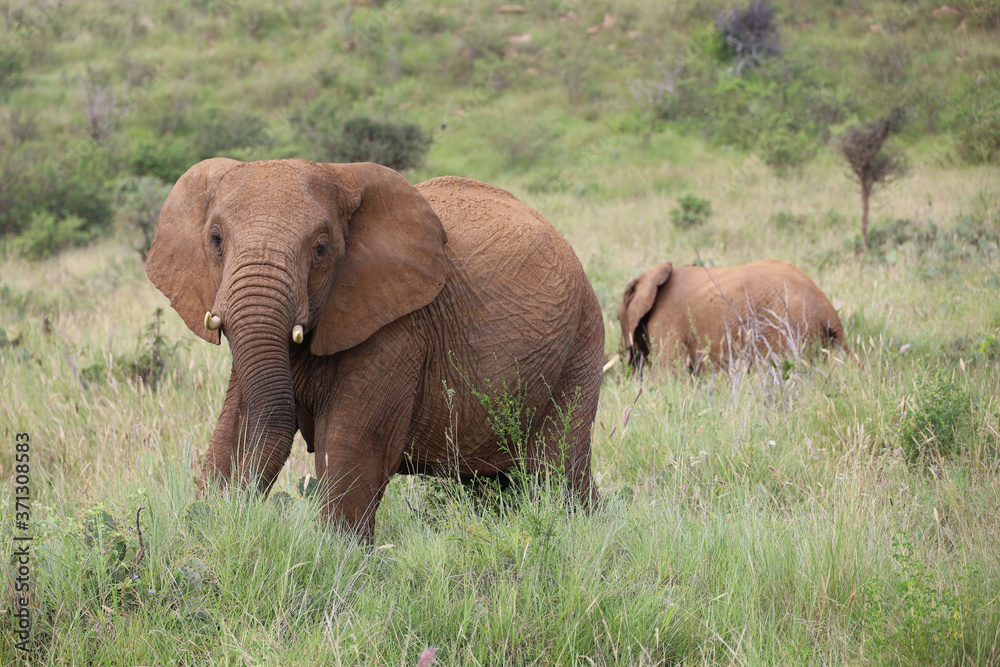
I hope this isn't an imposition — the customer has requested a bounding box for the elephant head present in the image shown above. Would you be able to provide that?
[146,158,448,490]
[617,261,672,367]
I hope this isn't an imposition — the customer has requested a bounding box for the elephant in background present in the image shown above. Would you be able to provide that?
[146,158,603,541]
[618,259,847,373]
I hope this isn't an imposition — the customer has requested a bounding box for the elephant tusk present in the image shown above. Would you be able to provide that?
[292,325,304,344]
[204,311,222,331]
[602,353,620,374]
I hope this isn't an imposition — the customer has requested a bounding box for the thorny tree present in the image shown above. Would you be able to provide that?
[835,108,909,252]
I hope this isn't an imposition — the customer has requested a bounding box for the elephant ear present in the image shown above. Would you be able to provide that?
[618,262,672,350]
[145,158,242,344]
[311,162,449,356]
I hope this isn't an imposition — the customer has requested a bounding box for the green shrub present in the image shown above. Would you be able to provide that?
[942,332,1000,366]
[125,106,270,180]
[862,535,968,665]
[82,308,183,390]
[668,60,847,168]
[289,97,343,162]
[867,218,938,251]
[336,117,433,171]
[292,104,433,171]
[0,138,114,238]
[863,213,999,261]
[127,134,195,183]
[901,370,971,465]
[114,176,172,259]
[670,195,712,229]
[473,55,521,94]
[951,212,1000,248]
[954,79,1000,164]
[10,211,96,260]
[120,307,174,390]
[188,106,270,160]
[758,126,816,170]
[0,38,25,90]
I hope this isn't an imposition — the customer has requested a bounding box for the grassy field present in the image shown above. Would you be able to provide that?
[3,0,1000,664]
[2,151,998,664]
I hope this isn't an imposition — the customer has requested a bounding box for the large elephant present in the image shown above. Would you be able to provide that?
[146,158,603,540]
[618,260,847,372]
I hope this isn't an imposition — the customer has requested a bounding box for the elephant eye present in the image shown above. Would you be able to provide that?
[210,229,223,255]
[314,242,329,260]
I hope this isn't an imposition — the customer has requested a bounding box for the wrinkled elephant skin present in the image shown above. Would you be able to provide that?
[618,260,847,373]
[146,158,603,541]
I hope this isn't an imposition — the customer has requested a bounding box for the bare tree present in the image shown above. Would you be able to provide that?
[81,67,123,143]
[715,1,781,77]
[834,109,908,252]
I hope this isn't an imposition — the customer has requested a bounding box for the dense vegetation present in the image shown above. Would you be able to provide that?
[1,0,999,664]
[1,0,998,251]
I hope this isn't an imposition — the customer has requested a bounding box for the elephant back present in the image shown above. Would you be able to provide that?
[415,176,595,368]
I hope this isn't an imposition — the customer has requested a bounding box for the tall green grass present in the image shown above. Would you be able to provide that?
[2,152,999,664]
[2,0,1000,654]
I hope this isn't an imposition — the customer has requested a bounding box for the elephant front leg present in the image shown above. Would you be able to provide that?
[314,437,406,543]
[312,351,419,542]
[200,366,245,491]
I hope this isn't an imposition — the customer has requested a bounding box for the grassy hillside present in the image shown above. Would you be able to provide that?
[1,0,998,244]
[2,0,1000,664]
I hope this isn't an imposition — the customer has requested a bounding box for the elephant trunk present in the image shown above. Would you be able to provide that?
[221,255,299,493]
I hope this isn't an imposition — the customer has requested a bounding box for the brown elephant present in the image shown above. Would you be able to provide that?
[146,158,603,540]
[618,260,847,373]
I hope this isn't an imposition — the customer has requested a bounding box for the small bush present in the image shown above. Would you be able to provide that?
[952,212,1000,249]
[336,117,433,171]
[83,308,183,390]
[122,307,184,390]
[127,134,195,183]
[863,213,999,262]
[289,98,343,162]
[758,126,816,170]
[670,195,712,229]
[671,60,847,169]
[11,212,96,259]
[942,332,1000,366]
[867,218,937,251]
[862,535,968,664]
[473,55,521,94]
[188,106,270,160]
[559,47,602,104]
[901,371,971,465]
[114,176,172,259]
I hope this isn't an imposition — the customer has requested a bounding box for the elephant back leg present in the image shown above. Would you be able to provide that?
[527,295,603,508]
